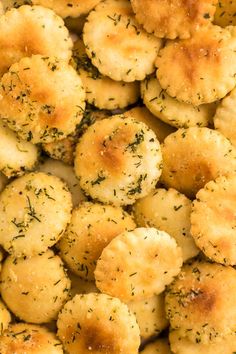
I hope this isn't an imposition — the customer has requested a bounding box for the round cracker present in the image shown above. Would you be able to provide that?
[95,227,183,301]
[124,106,175,143]
[128,294,168,340]
[0,55,85,144]
[0,323,63,354]
[32,0,102,18]
[74,115,162,206]
[214,86,236,147]
[134,188,199,261]
[72,38,140,109]
[57,293,140,354]
[214,0,236,27]
[191,174,236,265]
[0,172,72,257]
[165,261,236,343]
[141,338,171,354]
[0,250,71,324]
[141,76,216,128]
[131,0,217,39]
[0,300,11,335]
[170,330,236,354]
[156,25,236,105]
[161,127,236,198]
[38,158,86,207]
[0,120,39,178]
[83,0,162,82]
[0,5,72,77]
[59,202,136,281]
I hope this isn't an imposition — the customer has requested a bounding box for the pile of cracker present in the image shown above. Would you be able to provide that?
[0,0,235,353]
